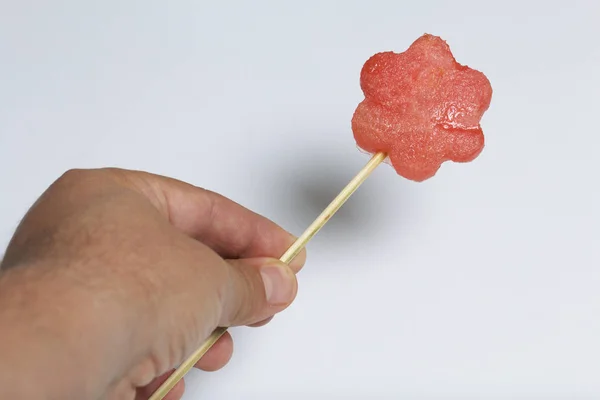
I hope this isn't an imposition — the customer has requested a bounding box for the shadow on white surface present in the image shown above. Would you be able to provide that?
[259,142,416,258]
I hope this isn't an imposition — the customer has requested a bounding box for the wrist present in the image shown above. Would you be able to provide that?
[0,264,95,399]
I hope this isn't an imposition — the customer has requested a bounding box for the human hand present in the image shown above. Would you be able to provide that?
[0,168,305,400]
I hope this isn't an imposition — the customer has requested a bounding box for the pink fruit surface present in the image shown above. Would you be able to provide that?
[352,34,492,181]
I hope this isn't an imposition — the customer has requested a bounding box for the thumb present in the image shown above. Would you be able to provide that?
[218,257,298,327]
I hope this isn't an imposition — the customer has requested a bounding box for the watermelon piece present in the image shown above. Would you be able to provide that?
[351,34,492,181]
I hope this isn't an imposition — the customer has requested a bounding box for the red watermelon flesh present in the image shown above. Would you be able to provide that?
[352,34,492,181]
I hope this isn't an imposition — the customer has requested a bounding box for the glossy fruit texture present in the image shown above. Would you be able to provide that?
[352,34,492,181]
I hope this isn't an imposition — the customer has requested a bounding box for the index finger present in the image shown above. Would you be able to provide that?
[110,169,306,272]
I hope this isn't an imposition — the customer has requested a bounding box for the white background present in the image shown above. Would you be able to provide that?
[1,1,599,399]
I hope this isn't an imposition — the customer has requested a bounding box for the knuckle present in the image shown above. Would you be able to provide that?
[57,168,88,184]
[55,168,103,191]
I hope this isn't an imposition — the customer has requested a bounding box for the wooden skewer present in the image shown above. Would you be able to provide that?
[149,151,387,400]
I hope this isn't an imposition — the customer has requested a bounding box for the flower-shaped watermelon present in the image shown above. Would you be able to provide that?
[352,34,492,181]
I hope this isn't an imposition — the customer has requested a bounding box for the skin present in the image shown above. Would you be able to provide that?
[0,168,306,400]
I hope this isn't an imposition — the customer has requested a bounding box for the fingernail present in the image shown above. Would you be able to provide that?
[260,265,294,305]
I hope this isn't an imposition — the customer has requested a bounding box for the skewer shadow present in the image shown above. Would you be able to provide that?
[262,141,410,259]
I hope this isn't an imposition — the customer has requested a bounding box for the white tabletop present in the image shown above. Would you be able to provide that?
[1,1,599,398]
